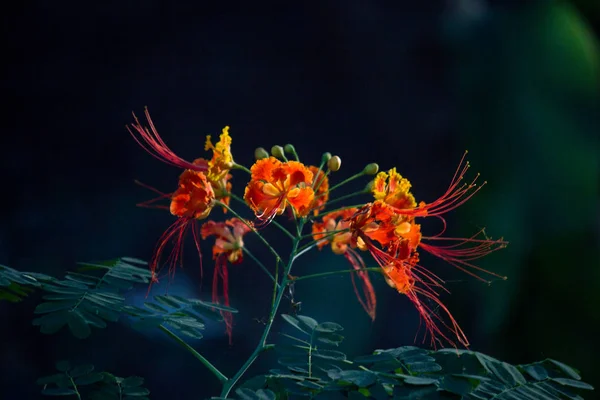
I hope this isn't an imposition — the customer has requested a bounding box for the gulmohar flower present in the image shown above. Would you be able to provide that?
[128,109,236,283]
[244,157,315,224]
[346,154,507,348]
[201,218,252,344]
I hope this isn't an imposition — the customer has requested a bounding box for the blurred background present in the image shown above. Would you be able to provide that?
[2,0,599,398]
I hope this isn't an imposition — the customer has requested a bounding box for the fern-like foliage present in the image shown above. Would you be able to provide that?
[37,360,150,399]
[124,294,238,340]
[31,257,153,338]
[0,264,54,302]
[16,257,236,341]
[238,314,594,399]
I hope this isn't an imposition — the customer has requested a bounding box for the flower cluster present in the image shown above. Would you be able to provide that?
[129,108,506,348]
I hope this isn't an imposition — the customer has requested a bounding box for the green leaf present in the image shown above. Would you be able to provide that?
[122,387,150,396]
[316,332,344,346]
[548,359,582,380]
[406,362,442,374]
[121,376,145,387]
[69,364,94,378]
[120,257,148,266]
[521,364,549,381]
[80,310,108,328]
[143,302,169,313]
[35,301,77,314]
[189,299,238,313]
[296,315,318,330]
[402,376,438,385]
[74,373,105,385]
[37,374,68,385]
[56,361,71,372]
[552,378,594,390]
[312,349,347,361]
[438,375,477,396]
[333,370,377,387]
[315,321,344,333]
[33,311,70,335]
[65,273,99,286]
[154,295,183,309]
[476,353,527,386]
[281,314,309,334]
[41,387,78,396]
[67,310,92,339]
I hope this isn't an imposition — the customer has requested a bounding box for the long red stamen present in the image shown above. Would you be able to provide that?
[393,152,483,218]
[344,248,376,320]
[212,254,233,344]
[133,180,172,210]
[419,230,508,282]
[128,108,208,172]
[358,234,467,348]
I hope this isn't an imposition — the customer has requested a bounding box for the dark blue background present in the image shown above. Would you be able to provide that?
[2,1,599,399]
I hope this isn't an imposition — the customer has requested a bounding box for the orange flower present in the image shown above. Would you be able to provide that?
[309,165,329,216]
[312,209,376,320]
[347,154,507,348]
[201,218,252,344]
[244,157,315,224]
[128,110,235,285]
[170,170,215,220]
[146,168,216,284]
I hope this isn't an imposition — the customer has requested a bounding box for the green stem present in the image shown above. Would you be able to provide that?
[327,172,365,194]
[324,190,367,207]
[68,375,82,400]
[216,201,283,264]
[243,247,279,288]
[159,325,227,383]
[220,220,306,398]
[232,163,251,174]
[298,228,349,240]
[293,267,382,282]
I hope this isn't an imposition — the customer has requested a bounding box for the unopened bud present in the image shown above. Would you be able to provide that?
[321,152,332,164]
[271,145,285,159]
[284,144,296,154]
[363,163,379,175]
[254,147,269,160]
[328,155,342,172]
[363,180,374,192]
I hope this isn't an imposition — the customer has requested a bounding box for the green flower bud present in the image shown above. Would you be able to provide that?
[271,145,285,159]
[321,152,332,164]
[254,147,269,160]
[363,163,379,175]
[328,155,342,172]
[284,144,296,154]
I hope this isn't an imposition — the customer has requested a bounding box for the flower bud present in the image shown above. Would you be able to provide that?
[271,145,285,159]
[363,163,379,175]
[321,152,332,164]
[328,155,342,172]
[254,147,269,160]
[363,180,374,192]
[284,144,296,154]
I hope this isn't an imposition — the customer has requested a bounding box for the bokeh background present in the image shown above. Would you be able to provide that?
[2,0,599,398]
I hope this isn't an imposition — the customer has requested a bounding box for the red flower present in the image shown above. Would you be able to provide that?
[201,218,252,343]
